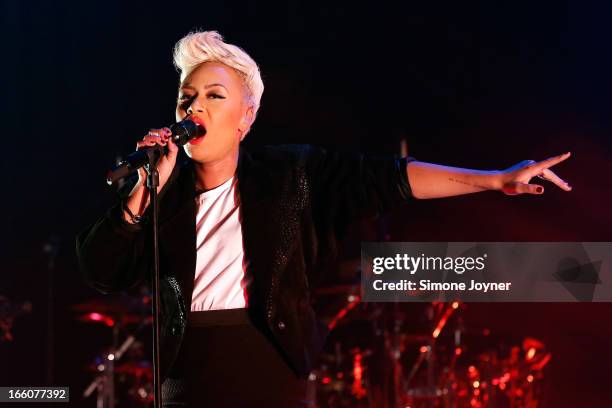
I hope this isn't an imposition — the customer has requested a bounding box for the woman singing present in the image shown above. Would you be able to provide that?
[76,30,571,407]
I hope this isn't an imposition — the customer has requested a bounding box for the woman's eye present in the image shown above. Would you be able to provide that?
[177,95,194,110]
[208,93,225,99]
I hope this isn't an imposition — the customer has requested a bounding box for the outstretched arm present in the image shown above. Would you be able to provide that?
[406,152,572,199]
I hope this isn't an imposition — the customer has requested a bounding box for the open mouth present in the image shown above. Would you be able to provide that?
[188,117,207,144]
[195,123,207,136]
[189,134,205,145]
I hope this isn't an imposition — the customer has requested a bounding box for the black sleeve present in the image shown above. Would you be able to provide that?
[75,178,151,294]
[305,145,416,238]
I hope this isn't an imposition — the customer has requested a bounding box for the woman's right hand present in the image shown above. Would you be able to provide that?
[123,127,179,224]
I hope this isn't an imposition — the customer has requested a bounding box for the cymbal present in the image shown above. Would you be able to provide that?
[76,312,152,327]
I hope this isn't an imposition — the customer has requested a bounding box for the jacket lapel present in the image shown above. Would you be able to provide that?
[157,148,288,317]
[158,160,197,312]
[236,147,285,315]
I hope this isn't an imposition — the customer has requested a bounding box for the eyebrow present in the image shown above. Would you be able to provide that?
[179,83,228,91]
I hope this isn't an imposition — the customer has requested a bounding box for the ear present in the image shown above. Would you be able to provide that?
[238,105,255,141]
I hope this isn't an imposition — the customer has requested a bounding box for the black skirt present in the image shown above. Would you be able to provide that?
[162,308,312,408]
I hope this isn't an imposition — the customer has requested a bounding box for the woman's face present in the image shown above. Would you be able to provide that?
[176,62,253,163]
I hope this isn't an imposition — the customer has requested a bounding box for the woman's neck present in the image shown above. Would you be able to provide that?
[193,152,238,192]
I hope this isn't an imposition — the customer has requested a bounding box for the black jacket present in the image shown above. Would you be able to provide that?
[76,144,415,380]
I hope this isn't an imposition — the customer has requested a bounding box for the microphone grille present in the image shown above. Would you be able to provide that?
[170,119,198,145]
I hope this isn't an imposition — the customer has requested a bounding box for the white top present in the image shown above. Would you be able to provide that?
[190,176,250,311]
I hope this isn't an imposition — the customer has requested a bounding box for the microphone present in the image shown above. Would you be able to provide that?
[168,119,204,145]
[106,119,204,185]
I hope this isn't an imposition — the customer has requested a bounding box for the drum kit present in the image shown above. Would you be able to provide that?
[309,285,552,408]
[74,295,154,407]
[73,287,551,408]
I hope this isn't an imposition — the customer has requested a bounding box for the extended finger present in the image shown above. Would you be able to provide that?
[530,152,571,174]
[539,168,572,191]
[503,182,544,195]
[521,182,544,195]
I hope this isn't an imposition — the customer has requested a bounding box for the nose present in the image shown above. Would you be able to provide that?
[186,96,204,115]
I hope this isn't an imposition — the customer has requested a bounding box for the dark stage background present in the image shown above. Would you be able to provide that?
[1,1,611,407]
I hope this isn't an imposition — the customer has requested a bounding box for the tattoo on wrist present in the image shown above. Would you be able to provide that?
[448,177,489,190]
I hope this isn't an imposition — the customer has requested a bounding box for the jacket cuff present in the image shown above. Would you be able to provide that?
[397,156,417,200]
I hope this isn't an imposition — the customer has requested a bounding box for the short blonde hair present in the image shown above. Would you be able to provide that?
[173,30,264,118]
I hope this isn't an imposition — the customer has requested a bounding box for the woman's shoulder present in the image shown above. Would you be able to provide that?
[245,143,313,157]
[241,144,317,166]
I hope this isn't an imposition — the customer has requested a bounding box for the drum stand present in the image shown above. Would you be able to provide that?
[83,325,137,407]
